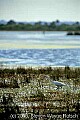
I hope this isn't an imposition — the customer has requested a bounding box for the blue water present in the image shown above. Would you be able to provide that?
[0,49,80,67]
[0,31,80,67]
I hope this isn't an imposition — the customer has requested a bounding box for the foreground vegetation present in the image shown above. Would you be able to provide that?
[0,66,80,120]
[0,20,80,31]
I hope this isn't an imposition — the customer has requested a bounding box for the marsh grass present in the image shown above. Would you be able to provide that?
[0,66,80,119]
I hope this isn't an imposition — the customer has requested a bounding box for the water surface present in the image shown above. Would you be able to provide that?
[0,31,80,67]
[0,31,80,49]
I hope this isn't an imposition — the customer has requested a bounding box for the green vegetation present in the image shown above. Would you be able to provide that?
[0,20,80,31]
[0,94,20,120]
[0,66,80,119]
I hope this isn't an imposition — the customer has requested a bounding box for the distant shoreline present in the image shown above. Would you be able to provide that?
[0,30,68,32]
[0,64,80,69]
[0,20,80,31]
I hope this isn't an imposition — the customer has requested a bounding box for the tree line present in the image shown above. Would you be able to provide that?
[0,20,80,31]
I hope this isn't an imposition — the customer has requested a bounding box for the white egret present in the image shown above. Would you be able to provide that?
[52,81,66,89]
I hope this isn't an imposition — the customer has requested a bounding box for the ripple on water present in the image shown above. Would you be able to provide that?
[0,49,80,67]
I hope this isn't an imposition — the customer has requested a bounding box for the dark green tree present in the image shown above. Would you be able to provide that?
[7,20,16,25]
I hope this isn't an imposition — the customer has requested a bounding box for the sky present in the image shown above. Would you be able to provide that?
[0,0,80,22]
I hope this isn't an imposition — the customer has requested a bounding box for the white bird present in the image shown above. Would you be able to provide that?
[45,75,66,89]
[52,81,66,89]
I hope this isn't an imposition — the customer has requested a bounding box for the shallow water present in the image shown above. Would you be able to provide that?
[0,31,80,67]
[0,31,80,49]
[0,49,80,67]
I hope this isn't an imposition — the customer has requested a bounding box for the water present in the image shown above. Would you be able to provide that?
[0,31,80,67]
